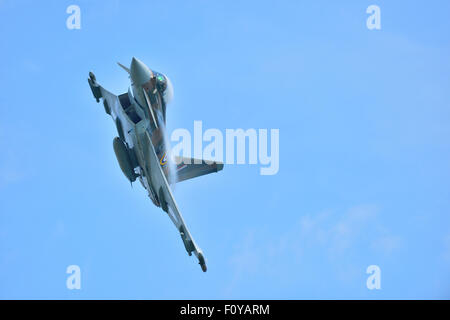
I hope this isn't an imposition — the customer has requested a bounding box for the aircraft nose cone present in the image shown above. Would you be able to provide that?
[130,57,152,86]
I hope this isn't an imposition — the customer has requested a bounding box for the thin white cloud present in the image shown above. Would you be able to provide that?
[226,204,403,295]
[371,235,404,255]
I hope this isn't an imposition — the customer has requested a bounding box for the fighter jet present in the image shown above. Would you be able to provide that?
[88,57,223,272]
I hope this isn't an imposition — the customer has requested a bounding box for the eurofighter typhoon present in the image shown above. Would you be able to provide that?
[88,57,223,272]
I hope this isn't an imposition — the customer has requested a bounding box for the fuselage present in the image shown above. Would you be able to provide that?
[110,57,174,206]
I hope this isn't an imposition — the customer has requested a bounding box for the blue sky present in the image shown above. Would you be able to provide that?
[1,0,450,299]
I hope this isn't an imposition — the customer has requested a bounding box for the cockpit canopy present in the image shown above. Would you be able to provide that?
[154,72,174,105]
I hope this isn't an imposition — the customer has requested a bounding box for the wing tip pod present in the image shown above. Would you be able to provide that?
[197,252,207,272]
[88,71,102,103]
